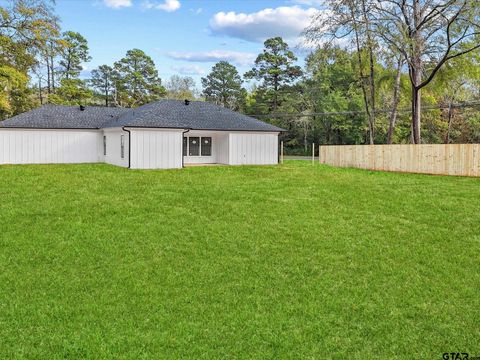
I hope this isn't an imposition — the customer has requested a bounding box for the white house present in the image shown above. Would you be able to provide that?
[0,100,283,169]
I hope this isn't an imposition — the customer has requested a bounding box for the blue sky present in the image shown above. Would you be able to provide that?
[55,0,322,88]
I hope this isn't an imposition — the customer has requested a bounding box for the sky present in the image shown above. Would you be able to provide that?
[54,0,323,88]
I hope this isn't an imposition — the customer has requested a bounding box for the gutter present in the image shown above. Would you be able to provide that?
[122,126,132,169]
[181,128,190,168]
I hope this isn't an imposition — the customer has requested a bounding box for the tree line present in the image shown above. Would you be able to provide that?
[0,0,479,152]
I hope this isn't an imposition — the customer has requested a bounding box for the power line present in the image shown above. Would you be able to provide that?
[250,100,480,118]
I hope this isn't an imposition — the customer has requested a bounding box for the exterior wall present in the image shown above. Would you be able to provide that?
[229,132,279,165]
[130,128,183,169]
[216,133,230,165]
[103,128,129,168]
[0,128,279,168]
[183,130,229,165]
[0,129,102,165]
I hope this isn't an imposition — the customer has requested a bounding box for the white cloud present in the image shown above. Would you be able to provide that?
[171,64,206,76]
[143,0,181,12]
[167,50,256,66]
[189,7,202,15]
[209,6,319,44]
[290,0,324,5]
[103,0,132,8]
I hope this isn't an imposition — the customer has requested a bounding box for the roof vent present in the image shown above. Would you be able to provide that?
[184,99,190,106]
[79,105,85,111]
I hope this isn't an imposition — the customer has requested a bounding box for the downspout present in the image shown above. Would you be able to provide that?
[122,126,131,169]
[182,128,190,168]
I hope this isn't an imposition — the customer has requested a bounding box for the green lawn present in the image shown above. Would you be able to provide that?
[0,161,479,359]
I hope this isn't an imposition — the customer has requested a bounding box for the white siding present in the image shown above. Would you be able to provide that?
[216,133,230,165]
[183,130,229,165]
[0,129,102,165]
[229,132,279,165]
[130,128,183,169]
[104,128,129,168]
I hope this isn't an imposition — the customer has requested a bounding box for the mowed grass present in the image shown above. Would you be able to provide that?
[0,161,479,359]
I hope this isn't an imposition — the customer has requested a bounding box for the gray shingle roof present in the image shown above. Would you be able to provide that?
[0,100,284,132]
[0,104,128,129]
[104,100,284,132]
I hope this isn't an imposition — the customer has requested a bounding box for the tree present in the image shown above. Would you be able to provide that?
[41,37,62,94]
[58,31,91,80]
[201,61,244,110]
[432,53,480,143]
[374,0,480,143]
[90,65,115,106]
[165,75,198,100]
[306,0,378,144]
[304,45,366,145]
[0,65,28,118]
[0,0,59,115]
[48,78,92,105]
[113,49,165,107]
[244,37,302,113]
[379,55,406,144]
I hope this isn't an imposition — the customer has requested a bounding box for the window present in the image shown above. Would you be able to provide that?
[201,137,212,156]
[184,136,213,157]
[103,136,107,156]
[189,137,199,156]
[120,135,125,159]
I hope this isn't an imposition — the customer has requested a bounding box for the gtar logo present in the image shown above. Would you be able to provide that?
[443,353,469,360]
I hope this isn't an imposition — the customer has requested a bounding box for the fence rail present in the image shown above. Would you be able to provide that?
[319,144,480,177]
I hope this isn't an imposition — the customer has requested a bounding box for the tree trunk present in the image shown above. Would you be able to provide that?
[412,85,421,144]
[361,0,375,145]
[49,54,55,93]
[66,51,71,80]
[348,3,373,144]
[411,0,422,144]
[387,58,403,144]
[304,124,308,153]
[38,78,43,105]
[445,102,453,144]
[273,76,278,113]
[410,53,422,144]
[46,56,51,94]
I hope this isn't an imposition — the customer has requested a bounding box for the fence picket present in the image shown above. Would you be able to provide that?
[319,144,480,177]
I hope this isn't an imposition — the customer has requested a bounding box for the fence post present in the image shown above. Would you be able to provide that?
[319,145,321,163]
[281,141,284,164]
[312,143,315,164]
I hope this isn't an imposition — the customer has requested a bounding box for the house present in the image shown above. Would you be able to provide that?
[0,100,283,169]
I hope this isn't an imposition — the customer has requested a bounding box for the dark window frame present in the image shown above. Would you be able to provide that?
[189,137,200,156]
[201,137,212,156]
[120,135,125,159]
[103,136,107,156]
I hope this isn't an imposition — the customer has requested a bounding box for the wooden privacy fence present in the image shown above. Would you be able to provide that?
[319,144,480,177]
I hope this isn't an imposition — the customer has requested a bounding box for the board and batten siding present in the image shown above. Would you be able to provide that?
[104,128,129,168]
[229,132,279,165]
[183,130,230,165]
[0,129,102,165]
[129,128,183,169]
[216,133,230,165]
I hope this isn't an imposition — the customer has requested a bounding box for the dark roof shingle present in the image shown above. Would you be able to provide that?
[103,100,283,132]
[0,100,284,132]
[0,104,128,129]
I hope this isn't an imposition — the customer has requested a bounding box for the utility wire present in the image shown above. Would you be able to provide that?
[250,100,480,118]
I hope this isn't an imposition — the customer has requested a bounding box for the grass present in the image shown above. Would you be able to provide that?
[0,161,479,359]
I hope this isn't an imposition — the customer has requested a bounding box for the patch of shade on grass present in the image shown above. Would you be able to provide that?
[0,161,479,359]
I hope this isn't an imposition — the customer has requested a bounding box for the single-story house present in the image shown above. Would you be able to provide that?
[0,99,283,169]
